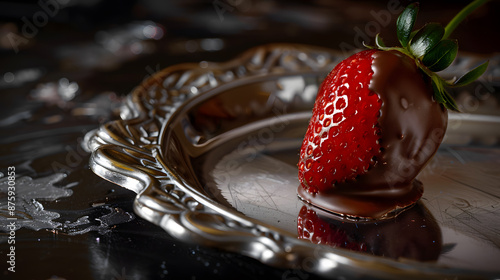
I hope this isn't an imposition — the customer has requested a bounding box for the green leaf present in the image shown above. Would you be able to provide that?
[431,78,445,103]
[442,88,459,111]
[409,23,445,58]
[422,39,458,72]
[397,2,419,47]
[431,75,459,111]
[452,61,489,87]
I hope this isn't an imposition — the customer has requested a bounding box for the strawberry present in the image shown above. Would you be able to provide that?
[297,205,367,252]
[298,2,489,217]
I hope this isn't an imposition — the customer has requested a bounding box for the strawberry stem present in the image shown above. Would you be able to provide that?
[372,1,490,110]
[443,0,490,39]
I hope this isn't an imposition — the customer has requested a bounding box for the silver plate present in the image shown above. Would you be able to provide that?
[85,44,500,279]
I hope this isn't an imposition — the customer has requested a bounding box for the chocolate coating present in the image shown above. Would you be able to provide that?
[298,50,448,219]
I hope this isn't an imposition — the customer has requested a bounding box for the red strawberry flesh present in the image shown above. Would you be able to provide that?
[299,49,381,194]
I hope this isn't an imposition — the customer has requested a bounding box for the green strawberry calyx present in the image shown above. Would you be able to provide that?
[365,1,490,111]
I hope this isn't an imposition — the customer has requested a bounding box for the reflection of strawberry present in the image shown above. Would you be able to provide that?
[297,206,366,252]
[298,2,488,195]
[297,203,443,261]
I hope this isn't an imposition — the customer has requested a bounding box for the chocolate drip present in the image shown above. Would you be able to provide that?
[298,50,448,219]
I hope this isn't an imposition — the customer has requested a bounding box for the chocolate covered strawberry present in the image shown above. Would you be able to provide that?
[298,1,489,218]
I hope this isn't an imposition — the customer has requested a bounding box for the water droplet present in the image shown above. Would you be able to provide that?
[4,72,15,83]
[401,98,409,109]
